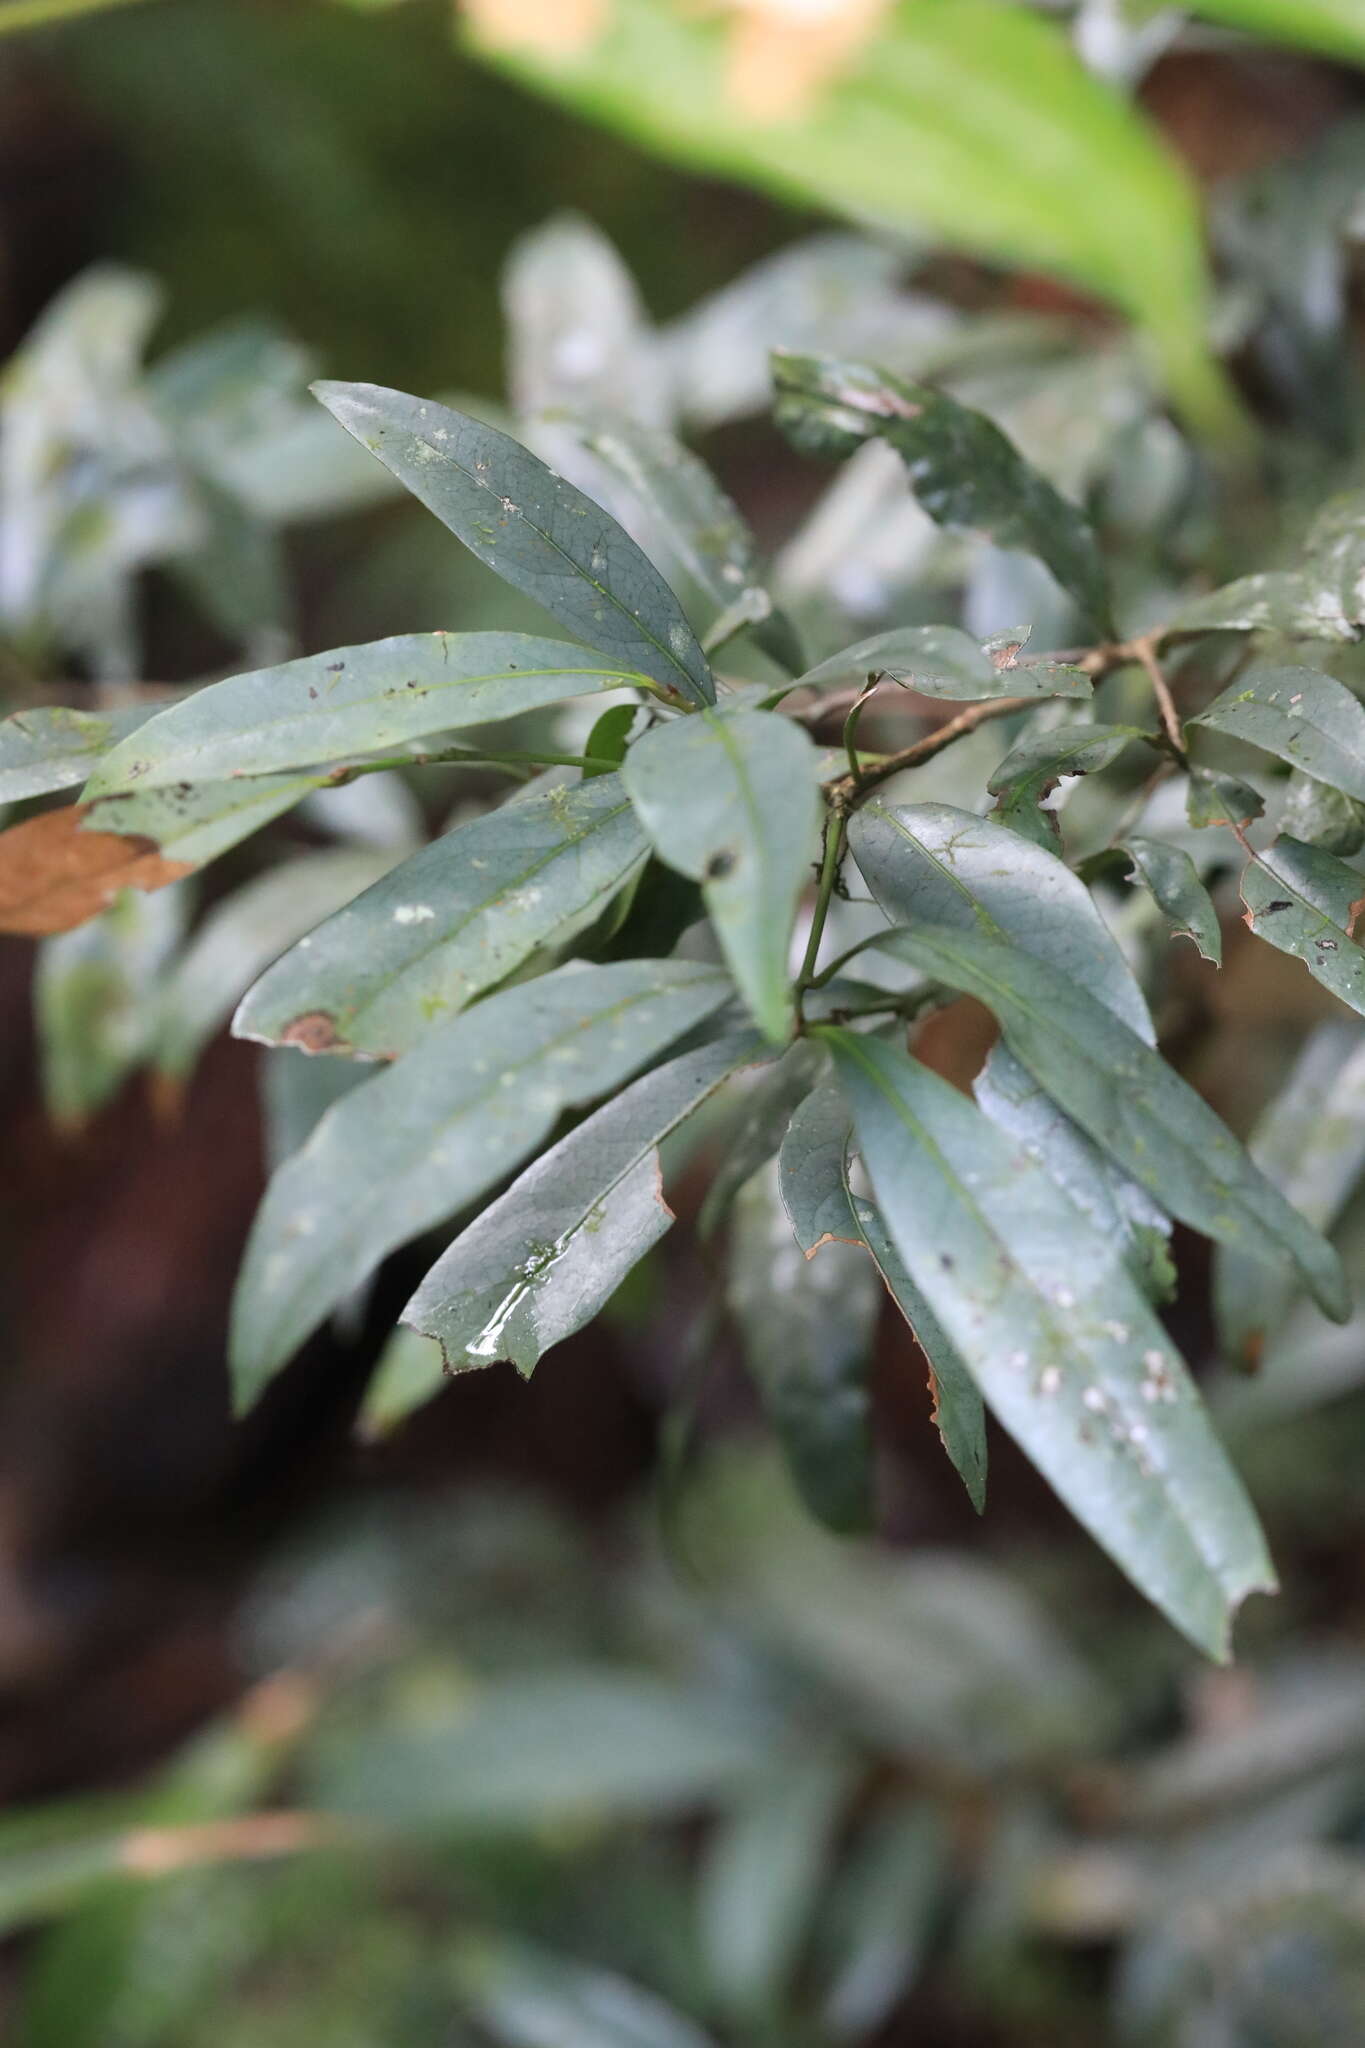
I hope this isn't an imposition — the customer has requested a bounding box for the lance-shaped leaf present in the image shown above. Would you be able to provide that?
[622,708,821,1041]
[313,383,714,708]
[0,701,163,804]
[986,722,1153,847]
[1239,834,1365,1017]
[1166,570,1358,643]
[229,959,733,1409]
[1214,1023,1365,1369]
[156,849,393,1083]
[779,1079,986,1512]
[876,924,1348,1322]
[848,797,1170,1293]
[729,1161,877,1534]
[1121,837,1222,964]
[84,633,647,794]
[1190,667,1365,801]
[772,352,1111,632]
[404,1030,764,1379]
[792,625,1089,703]
[456,1940,720,2048]
[561,412,802,672]
[823,1029,1274,1657]
[235,775,648,1060]
[83,770,331,868]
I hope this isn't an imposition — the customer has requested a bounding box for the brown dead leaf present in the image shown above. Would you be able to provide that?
[461,0,610,56]
[721,0,891,120]
[0,804,192,937]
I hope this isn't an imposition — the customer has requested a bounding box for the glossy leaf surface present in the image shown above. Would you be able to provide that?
[1240,835,1365,1017]
[1191,667,1365,802]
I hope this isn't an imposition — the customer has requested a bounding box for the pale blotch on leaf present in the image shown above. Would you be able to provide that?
[460,0,611,56]
[720,0,894,120]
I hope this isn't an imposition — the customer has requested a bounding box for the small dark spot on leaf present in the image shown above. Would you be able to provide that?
[308,687,318,700]
[704,849,736,881]
[1262,900,1293,914]
[939,1252,955,1271]
[326,662,344,673]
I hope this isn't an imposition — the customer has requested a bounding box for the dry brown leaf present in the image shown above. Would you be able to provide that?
[720,0,891,119]
[0,804,192,937]
[461,0,610,55]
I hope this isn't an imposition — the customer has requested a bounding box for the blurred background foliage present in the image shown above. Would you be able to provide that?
[2,1,1365,2042]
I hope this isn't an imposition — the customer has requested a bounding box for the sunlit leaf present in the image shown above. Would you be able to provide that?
[824,1028,1275,1656]
[1167,571,1358,643]
[229,959,733,1408]
[313,382,714,706]
[1280,770,1365,856]
[464,0,1231,430]
[404,1030,764,1378]
[1189,0,1365,67]
[235,775,648,1059]
[622,708,821,1041]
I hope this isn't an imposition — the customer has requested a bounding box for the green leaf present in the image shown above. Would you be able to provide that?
[154,850,392,1083]
[229,959,733,1409]
[1191,667,1365,801]
[1187,766,1264,830]
[1302,487,1365,622]
[84,633,648,793]
[729,1161,877,1534]
[0,701,162,804]
[697,1038,827,1237]
[458,1940,718,2048]
[773,352,1111,631]
[779,1077,986,1513]
[817,1803,943,2040]
[82,770,331,868]
[699,1753,852,2023]
[309,1668,772,1830]
[312,382,714,707]
[357,1324,447,1441]
[875,923,1348,1322]
[847,796,1171,1297]
[234,775,648,1060]
[1239,834,1365,1019]
[986,722,1152,847]
[559,412,798,670]
[1121,837,1222,965]
[35,885,187,1127]
[1188,0,1365,66]
[463,0,1231,432]
[404,1030,764,1378]
[622,708,821,1041]
[1214,1024,1365,1369]
[1280,770,1365,856]
[792,625,1090,703]
[824,1029,1275,1656]
[502,212,662,424]
[1167,571,1359,643]
[583,703,638,777]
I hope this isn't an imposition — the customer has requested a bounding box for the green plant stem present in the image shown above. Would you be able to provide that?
[825,693,1029,808]
[796,808,848,997]
[324,743,619,786]
[0,0,152,33]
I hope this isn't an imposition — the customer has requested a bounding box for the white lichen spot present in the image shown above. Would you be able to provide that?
[1007,1349,1029,1371]
[1039,1365,1062,1397]
[1053,1285,1077,1309]
[1082,1386,1107,1412]
[1101,1319,1128,1341]
[393,904,436,925]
